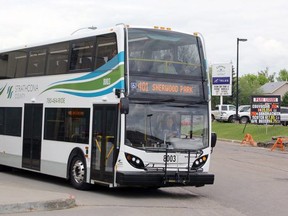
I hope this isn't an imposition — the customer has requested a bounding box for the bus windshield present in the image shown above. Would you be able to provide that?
[128,28,202,77]
[125,102,209,151]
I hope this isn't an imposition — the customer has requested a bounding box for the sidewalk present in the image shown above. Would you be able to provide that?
[0,185,75,214]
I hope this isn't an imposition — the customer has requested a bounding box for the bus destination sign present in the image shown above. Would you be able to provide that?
[130,80,200,96]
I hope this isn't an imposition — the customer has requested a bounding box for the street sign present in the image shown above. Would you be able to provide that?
[211,63,232,96]
[250,95,281,124]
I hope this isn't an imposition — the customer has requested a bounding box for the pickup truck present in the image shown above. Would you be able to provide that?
[211,104,236,123]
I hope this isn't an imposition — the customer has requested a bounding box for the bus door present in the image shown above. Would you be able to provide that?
[22,104,43,171]
[91,105,118,184]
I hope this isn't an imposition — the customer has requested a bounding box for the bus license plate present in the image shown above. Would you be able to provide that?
[163,154,177,163]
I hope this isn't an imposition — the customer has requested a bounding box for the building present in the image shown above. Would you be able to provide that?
[260,81,288,99]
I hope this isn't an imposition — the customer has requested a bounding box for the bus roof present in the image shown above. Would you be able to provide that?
[0,24,200,53]
[0,25,123,53]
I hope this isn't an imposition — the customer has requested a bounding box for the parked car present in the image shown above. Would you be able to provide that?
[238,105,250,112]
[238,105,251,124]
[211,104,236,123]
[280,107,288,126]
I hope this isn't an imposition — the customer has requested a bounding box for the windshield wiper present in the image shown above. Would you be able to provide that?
[160,97,175,102]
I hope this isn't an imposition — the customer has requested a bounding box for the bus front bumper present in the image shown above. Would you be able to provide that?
[116,171,214,187]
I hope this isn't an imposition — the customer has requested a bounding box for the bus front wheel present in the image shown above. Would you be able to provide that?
[70,156,90,190]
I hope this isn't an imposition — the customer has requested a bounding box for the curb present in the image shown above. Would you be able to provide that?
[219,138,288,150]
[218,138,242,144]
[0,195,76,214]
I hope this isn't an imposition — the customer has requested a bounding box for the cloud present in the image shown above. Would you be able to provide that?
[1,0,288,75]
[254,37,288,57]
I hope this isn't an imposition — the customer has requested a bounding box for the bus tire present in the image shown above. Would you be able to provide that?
[69,156,90,190]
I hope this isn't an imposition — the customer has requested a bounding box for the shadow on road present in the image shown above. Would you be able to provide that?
[1,168,200,200]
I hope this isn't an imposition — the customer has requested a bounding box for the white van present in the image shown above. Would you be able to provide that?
[280,107,288,126]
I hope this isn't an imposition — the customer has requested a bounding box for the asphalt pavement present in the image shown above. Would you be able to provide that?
[0,139,286,214]
[0,184,75,214]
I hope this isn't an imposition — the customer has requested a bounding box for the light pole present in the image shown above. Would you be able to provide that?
[236,38,247,122]
[71,26,97,35]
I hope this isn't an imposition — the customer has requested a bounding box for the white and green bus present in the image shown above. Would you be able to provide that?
[0,24,216,189]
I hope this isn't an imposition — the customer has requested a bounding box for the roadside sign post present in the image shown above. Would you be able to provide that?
[250,95,281,134]
[211,63,232,108]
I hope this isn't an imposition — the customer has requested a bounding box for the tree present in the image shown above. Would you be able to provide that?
[282,91,288,106]
[239,74,263,105]
[276,69,288,81]
[258,67,275,84]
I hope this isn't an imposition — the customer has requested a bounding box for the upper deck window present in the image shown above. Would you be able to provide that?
[95,34,117,69]
[47,42,69,75]
[27,48,47,76]
[128,28,202,77]
[7,51,27,78]
[1,32,118,78]
[69,39,94,71]
[0,54,8,78]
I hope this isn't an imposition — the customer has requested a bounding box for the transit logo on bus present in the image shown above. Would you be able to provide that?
[7,86,13,99]
[0,84,6,96]
[0,84,12,99]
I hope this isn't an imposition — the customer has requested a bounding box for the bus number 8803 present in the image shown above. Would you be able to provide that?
[163,154,177,163]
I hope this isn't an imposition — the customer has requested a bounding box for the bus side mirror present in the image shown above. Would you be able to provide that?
[211,132,217,148]
[120,98,129,114]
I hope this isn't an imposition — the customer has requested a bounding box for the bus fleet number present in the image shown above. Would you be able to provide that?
[163,155,177,163]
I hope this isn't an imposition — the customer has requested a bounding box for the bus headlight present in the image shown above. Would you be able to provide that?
[191,155,208,170]
[125,153,145,169]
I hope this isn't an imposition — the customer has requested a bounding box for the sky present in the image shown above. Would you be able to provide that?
[0,0,287,77]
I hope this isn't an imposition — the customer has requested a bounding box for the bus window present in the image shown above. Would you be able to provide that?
[0,108,3,134]
[5,107,22,136]
[6,51,27,78]
[0,107,22,136]
[192,115,205,137]
[69,39,94,71]
[44,108,90,144]
[180,115,192,139]
[128,28,202,76]
[47,42,69,75]
[95,33,117,69]
[27,48,47,76]
[0,54,8,78]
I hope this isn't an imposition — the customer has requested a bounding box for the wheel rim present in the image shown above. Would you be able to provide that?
[241,117,248,124]
[72,159,85,184]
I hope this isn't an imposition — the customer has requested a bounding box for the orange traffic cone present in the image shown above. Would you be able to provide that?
[271,138,285,151]
[241,133,257,147]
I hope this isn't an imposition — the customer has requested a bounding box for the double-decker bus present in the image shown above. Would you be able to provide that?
[0,24,216,189]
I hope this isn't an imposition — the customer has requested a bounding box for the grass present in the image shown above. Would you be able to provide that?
[212,121,288,143]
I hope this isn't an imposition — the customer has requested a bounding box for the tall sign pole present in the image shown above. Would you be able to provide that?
[236,38,248,120]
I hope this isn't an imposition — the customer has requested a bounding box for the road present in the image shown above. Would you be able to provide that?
[1,141,288,216]
[195,141,288,216]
